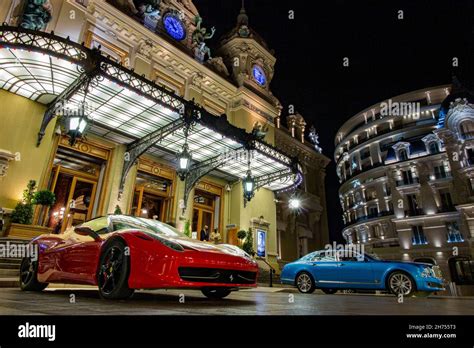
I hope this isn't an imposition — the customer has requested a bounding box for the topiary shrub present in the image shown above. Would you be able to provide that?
[10,180,37,225]
[242,228,255,256]
[237,229,247,242]
[114,205,123,215]
[33,190,56,206]
[10,202,34,225]
[184,220,191,238]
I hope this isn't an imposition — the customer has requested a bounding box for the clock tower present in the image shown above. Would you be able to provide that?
[218,2,277,99]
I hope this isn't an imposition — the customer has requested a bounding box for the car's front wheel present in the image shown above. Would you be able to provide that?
[201,288,232,299]
[97,239,134,300]
[296,272,315,294]
[388,272,415,296]
[19,256,48,291]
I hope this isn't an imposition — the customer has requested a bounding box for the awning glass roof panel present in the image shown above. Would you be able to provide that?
[0,48,80,102]
[0,26,301,192]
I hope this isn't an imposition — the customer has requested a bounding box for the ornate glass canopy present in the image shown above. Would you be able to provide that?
[0,25,302,201]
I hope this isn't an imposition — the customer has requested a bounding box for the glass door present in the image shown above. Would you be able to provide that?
[63,177,97,231]
[192,208,214,240]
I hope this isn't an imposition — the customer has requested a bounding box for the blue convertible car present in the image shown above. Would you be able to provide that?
[281,249,444,296]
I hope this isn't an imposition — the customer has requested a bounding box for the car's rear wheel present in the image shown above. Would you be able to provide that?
[321,288,337,294]
[388,272,415,296]
[201,288,232,299]
[296,272,315,294]
[19,256,48,291]
[97,239,134,300]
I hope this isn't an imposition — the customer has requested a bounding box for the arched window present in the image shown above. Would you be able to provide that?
[398,148,408,161]
[459,120,474,140]
[428,141,439,154]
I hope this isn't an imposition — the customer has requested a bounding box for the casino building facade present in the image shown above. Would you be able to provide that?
[0,0,329,272]
[335,83,474,294]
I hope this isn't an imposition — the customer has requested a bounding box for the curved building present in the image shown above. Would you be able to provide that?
[334,83,474,294]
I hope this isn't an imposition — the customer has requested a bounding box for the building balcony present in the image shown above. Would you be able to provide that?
[395,177,420,187]
[461,131,474,140]
[437,205,457,213]
[429,171,452,181]
[341,162,384,183]
[404,208,424,217]
[344,210,394,227]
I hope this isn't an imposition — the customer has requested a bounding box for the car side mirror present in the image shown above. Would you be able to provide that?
[74,226,101,241]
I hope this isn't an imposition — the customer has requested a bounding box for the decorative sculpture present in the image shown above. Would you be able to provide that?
[308,126,322,153]
[108,0,160,30]
[192,15,215,62]
[20,0,53,31]
[251,121,269,140]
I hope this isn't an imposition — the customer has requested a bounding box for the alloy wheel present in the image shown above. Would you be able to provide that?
[99,246,124,295]
[297,273,313,293]
[20,257,35,286]
[389,273,413,295]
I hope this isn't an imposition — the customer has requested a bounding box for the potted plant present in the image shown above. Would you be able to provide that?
[10,180,36,225]
[7,180,53,239]
[184,220,191,238]
[114,205,123,215]
[237,229,247,246]
[242,228,255,256]
[33,189,56,226]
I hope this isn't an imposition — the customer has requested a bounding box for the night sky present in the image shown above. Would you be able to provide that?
[194,0,474,242]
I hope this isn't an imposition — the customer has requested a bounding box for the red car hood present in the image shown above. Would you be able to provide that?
[173,237,246,257]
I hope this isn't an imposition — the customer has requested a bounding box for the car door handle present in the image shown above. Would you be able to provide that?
[337,263,344,267]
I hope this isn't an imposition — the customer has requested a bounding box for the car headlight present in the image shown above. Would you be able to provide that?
[221,244,254,261]
[420,267,434,278]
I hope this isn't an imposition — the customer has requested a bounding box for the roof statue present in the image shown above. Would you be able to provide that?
[20,0,53,30]
[308,126,322,153]
[192,15,216,62]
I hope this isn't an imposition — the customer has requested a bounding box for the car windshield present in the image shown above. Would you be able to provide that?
[365,253,382,261]
[300,252,317,261]
[79,216,109,234]
[135,217,187,238]
[78,215,187,238]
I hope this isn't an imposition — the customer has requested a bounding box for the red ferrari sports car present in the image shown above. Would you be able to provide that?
[20,215,258,299]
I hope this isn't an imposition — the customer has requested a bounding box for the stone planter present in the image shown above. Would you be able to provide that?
[6,223,52,240]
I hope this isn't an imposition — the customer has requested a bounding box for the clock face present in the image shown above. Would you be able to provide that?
[163,14,186,41]
[252,65,266,86]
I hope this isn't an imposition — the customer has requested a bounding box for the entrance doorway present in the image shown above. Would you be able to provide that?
[192,190,217,240]
[131,171,172,222]
[47,146,105,232]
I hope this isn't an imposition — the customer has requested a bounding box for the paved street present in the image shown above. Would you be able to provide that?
[0,287,473,315]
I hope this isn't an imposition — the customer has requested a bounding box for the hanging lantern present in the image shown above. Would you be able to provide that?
[66,103,88,146]
[242,169,255,202]
[177,142,192,180]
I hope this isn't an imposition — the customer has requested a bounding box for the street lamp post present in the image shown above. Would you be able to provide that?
[289,195,302,257]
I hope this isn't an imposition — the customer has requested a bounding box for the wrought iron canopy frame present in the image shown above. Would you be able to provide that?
[0,25,302,198]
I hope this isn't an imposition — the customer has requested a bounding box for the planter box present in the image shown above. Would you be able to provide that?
[6,223,53,240]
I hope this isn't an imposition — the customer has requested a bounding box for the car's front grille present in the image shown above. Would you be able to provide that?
[178,267,257,284]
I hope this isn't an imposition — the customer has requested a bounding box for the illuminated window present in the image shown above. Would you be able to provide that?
[411,226,427,245]
[446,222,464,243]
